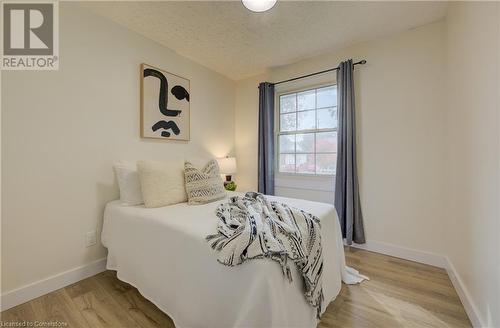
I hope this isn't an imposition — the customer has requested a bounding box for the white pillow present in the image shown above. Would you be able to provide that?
[137,160,187,208]
[114,161,144,206]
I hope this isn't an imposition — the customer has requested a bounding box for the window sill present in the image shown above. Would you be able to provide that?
[277,172,335,178]
[275,174,335,193]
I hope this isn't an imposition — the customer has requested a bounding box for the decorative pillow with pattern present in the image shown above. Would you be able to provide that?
[184,159,226,205]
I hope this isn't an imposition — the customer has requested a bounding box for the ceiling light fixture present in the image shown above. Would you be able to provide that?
[242,0,277,13]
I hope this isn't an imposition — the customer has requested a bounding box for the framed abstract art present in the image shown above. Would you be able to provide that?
[140,63,190,140]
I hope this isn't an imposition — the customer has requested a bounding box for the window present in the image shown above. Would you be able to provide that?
[277,85,337,175]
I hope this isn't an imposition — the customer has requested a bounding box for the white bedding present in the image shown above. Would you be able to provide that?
[102,192,362,328]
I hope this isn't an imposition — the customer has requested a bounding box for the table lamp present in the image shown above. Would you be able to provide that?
[217,157,237,190]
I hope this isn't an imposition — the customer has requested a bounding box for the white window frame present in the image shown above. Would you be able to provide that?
[275,81,337,177]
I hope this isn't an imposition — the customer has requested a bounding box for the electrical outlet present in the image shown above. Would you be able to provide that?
[86,230,97,247]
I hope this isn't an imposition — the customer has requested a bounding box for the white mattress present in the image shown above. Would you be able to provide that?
[102,192,356,328]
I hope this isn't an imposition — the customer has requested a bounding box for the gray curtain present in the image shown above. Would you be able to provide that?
[334,59,365,245]
[258,82,275,195]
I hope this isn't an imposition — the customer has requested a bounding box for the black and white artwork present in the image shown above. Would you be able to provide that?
[141,63,190,140]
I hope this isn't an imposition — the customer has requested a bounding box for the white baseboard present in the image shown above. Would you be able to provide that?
[445,257,484,328]
[1,257,107,312]
[345,239,483,327]
[345,239,447,268]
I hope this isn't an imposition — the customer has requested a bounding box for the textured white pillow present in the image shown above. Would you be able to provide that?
[114,161,144,206]
[137,160,187,208]
[184,159,226,205]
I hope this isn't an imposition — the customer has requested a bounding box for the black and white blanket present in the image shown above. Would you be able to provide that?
[207,192,324,317]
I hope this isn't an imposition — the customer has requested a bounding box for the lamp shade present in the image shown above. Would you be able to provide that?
[217,157,237,175]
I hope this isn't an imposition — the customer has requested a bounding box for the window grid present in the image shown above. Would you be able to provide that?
[278,85,337,176]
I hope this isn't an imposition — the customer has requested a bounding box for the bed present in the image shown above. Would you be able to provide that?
[102,192,361,328]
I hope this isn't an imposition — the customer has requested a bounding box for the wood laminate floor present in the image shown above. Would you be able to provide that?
[1,248,471,327]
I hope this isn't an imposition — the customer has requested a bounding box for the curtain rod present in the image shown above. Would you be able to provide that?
[272,60,367,86]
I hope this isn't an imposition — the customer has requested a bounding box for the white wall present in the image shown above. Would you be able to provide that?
[235,21,447,255]
[234,74,266,192]
[1,4,235,293]
[444,3,500,327]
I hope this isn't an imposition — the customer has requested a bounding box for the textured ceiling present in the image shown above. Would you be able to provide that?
[83,1,448,80]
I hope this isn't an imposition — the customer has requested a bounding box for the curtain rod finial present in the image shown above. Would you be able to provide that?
[360,60,367,64]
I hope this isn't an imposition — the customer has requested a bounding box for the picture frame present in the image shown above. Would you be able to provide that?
[140,63,190,140]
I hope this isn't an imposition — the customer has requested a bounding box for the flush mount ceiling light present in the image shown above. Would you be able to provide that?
[242,0,277,12]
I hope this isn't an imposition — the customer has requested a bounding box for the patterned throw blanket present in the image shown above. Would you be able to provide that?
[206,192,324,317]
